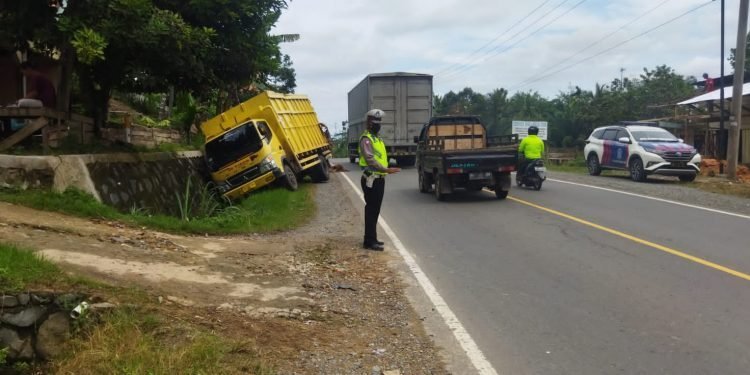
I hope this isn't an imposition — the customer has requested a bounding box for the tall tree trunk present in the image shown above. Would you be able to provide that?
[56,45,74,113]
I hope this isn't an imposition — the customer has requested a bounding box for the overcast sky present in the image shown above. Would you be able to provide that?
[273,0,745,134]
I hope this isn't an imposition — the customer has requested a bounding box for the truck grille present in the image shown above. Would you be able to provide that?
[227,166,261,188]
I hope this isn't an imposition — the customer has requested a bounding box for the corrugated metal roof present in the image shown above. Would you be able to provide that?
[678,83,750,105]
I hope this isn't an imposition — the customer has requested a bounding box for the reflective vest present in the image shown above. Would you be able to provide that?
[519,134,545,159]
[358,131,388,176]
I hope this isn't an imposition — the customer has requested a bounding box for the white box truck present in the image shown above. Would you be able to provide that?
[347,72,433,166]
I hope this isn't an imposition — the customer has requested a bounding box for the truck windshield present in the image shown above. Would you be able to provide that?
[630,129,678,142]
[205,122,263,172]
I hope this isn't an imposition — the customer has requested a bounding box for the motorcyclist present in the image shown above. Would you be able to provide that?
[518,125,545,177]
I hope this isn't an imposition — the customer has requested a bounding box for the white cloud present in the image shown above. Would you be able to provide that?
[274,0,744,134]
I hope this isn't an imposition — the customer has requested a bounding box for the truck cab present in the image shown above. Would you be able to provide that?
[204,119,284,198]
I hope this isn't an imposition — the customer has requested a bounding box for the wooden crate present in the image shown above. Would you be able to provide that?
[429,124,485,150]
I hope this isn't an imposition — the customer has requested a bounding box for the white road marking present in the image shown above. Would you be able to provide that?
[340,172,498,375]
[547,178,750,220]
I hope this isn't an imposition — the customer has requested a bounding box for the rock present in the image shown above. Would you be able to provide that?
[0,328,34,360]
[0,327,22,352]
[17,293,30,305]
[166,296,194,307]
[16,336,35,360]
[384,371,402,375]
[1,295,19,307]
[32,293,52,304]
[333,283,357,291]
[371,366,383,375]
[36,312,71,360]
[216,303,234,311]
[1,306,46,327]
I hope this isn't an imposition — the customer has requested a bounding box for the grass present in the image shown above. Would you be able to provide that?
[55,307,273,375]
[0,242,272,374]
[0,243,64,291]
[690,178,750,199]
[0,185,316,235]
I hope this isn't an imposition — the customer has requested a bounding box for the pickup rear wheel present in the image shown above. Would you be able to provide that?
[419,170,432,193]
[434,174,447,201]
[282,163,299,191]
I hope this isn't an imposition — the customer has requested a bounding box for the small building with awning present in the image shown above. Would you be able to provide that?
[673,82,750,164]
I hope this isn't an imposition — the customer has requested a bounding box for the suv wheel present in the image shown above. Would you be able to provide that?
[587,154,602,176]
[629,158,647,182]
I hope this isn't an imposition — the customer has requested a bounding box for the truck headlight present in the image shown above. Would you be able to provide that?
[215,182,230,194]
[259,156,277,174]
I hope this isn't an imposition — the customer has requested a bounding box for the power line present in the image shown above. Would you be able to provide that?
[435,0,555,76]
[441,0,573,77]
[442,0,588,79]
[510,0,715,91]
[510,0,673,89]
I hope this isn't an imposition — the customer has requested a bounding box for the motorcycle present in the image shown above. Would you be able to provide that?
[516,159,546,190]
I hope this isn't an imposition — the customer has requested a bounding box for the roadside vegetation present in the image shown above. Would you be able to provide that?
[0,185,315,235]
[0,243,272,374]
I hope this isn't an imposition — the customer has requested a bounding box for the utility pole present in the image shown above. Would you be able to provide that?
[727,0,749,179]
[719,0,726,173]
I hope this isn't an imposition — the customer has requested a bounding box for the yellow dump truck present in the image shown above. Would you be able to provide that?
[200,91,332,199]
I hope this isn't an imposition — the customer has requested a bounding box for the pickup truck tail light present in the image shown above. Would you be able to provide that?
[446,168,463,174]
[498,166,516,172]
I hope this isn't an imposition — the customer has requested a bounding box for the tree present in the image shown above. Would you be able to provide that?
[730,30,750,73]
[433,65,695,146]
[0,0,296,134]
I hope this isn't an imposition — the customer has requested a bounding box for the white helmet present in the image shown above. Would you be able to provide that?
[366,109,384,123]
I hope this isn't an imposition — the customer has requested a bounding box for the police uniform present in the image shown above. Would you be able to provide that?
[359,119,389,250]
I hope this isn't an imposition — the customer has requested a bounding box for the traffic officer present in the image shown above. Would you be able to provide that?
[359,109,400,250]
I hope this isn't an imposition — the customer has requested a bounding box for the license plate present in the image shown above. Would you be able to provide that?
[469,172,490,180]
[671,162,686,168]
[534,167,546,172]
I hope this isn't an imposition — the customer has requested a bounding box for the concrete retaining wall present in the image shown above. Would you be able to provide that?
[0,151,208,215]
[100,125,184,149]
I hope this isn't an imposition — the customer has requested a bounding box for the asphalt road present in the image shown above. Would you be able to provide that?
[337,160,750,375]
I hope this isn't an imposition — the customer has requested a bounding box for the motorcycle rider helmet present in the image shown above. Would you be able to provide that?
[528,126,539,135]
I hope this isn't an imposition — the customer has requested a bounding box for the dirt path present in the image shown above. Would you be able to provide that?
[0,173,448,374]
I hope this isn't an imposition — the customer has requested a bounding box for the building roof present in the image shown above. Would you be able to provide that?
[677,83,750,105]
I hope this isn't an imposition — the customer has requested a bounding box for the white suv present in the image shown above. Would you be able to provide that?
[583,125,701,182]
